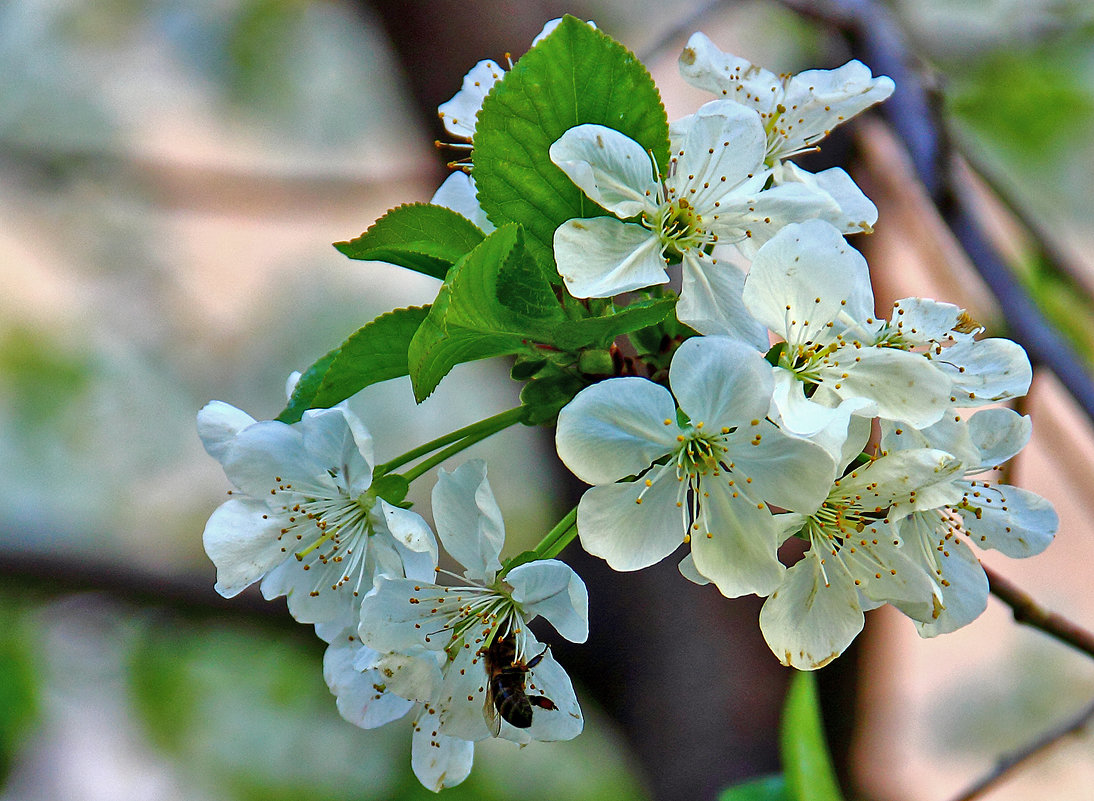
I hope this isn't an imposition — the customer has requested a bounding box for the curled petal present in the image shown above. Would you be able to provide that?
[197,401,256,462]
[550,124,659,218]
[507,559,589,643]
[432,460,505,582]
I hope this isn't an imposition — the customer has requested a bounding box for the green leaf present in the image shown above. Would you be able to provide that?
[719,775,791,801]
[781,671,845,801]
[408,224,565,402]
[334,203,485,279]
[277,305,430,423]
[473,15,669,270]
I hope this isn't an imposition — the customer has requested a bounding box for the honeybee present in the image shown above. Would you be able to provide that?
[482,632,558,734]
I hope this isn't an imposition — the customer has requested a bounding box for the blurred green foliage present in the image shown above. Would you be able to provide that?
[0,602,39,785]
[126,613,648,801]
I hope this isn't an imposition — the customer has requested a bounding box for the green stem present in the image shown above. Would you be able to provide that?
[399,406,528,484]
[533,506,578,560]
[374,406,527,478]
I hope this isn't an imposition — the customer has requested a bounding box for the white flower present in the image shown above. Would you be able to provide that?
[758,441,964,670]
[358,460,587,745]
[871,297,1032,407]
[881,408,1057,636]
[550,100,840,336]
[742,220,954,438]
[321,621,475,792]
[555,335,837,597]
[679,32,893,233]
[197,401,437,625]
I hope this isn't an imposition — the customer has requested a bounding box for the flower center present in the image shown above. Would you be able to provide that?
[646,197,707,260]
[267,470,377,596]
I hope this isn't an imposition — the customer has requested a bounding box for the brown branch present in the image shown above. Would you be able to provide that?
[946,695,1094,801]
[985,563,1094,660]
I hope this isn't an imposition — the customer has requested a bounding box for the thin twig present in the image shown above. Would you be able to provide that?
[984,564,1094,659]
[946,695,1094,801]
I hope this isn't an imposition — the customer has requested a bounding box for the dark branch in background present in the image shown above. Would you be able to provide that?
[945,694,1094,801]
[985,564,1094,660]
[778,0,1094,423]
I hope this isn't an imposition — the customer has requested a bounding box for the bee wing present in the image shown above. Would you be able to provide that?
[483,686,502,737]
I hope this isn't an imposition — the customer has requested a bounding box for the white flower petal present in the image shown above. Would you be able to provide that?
[888,297,964,341]
[671,100,767,209]
[668,335,772,428]
[677,252,769,347]
[690,481,784,597]
[576,477,685,571]
[197,401,256,462]
[437,647,494,741]
[743,220,873,343]
[412,706,475,792]
[550,124,659,218]
[357,576,448,654]
[438,59,504,139]
[431,172,494,233]
[379,500,438,574]
[826,346,952,429]
[780,61,894,155]
[960,484,1057,558]
[677,33,779,112]
[261,559,358,625]
[554,216,668,298]
[759,553,864,670]
[728,421,836,513]
[323,637,416,728]
[677,552,710,585]
[299,406,375,496]
[507,560,589,644]
[967,408,1031,468]
[942,337,1032,405]
[202,498,286,597]
[519,647,583,742]
[555,377,679,485]
[775,163,878,234]
[432,461,505,582]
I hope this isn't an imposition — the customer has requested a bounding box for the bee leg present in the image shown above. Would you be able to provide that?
[530,696,558,711]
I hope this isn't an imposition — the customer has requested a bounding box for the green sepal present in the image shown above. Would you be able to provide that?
[511,355,550,381]
[718,776,791,801]
[781,671,845,801]
[551,296,676,351]
[408,224,565,402]
[334,203,485,279]
[369,473,410,507]
[473,15,669,271]
[520,370,586,425]
[277,305,430,423]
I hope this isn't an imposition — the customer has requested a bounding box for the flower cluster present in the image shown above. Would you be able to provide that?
[200,386,586,790]
[197,16,1059,792]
